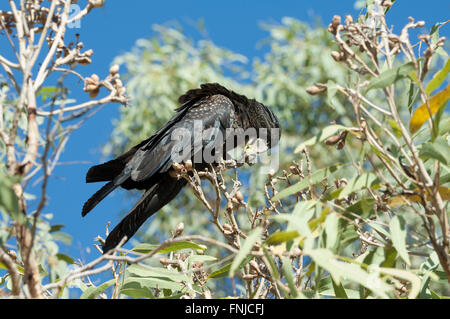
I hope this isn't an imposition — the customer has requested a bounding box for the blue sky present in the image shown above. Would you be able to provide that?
[1,0,449,264]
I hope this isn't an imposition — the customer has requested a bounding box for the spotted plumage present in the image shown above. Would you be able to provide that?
[82,83,280,253]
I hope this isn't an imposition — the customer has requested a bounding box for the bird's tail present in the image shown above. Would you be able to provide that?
[82,181,118,217]
[102,175,186,254]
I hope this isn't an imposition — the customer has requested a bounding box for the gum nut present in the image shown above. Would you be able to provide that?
[89,0,105,8]
[172,162,183,171]
[91,74,100,82]
[184,160,193,171]
[78,57,91,65]
[110,64,120,75]
[84,83,98,92]
[84,49,94,57]
[89,88,100,98]
[235,191,244,202]
[175,222,184,234]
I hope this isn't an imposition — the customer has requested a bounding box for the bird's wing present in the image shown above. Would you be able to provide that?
[129,95,235,182]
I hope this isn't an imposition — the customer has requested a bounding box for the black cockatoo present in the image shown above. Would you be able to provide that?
[82,83,280,253]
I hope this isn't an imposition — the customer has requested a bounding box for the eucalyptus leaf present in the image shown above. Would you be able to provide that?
[230,227,262,277]
[389,216,411,266]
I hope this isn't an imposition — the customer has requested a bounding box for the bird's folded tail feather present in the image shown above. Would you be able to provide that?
[82,181,118,217]
[102,176,186,254]
[86,160,125,183]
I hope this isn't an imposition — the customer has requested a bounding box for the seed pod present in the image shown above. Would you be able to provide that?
[345,15,353,25]
[174,222,184,237]
[332,15,341,27]
[84,49,94,57]
[193,261,204,268]
[184,159,193,171]
[306,85,326,95]
[388,34,400,43]
[337,139,345,150]
[7,250,17,261]
[289,165,298,175]
[338,178,348,188]
[325,134,341,146]
[78,57,91,65]
[84,83,98,92]
[89,87,100,99]
[172,162,183,172]
[347,25,357,33]
[235,191,244,202]
[416,21,425,27]
[292,247,302,257]
[89,0,105,8]
[91,74,99,82]
[330,51,343,62]
[159,258,172,267]
[249,260,261,274]
[110,64,120,75]
[223,223,233,235]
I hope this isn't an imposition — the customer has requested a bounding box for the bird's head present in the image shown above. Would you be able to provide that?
[247,99,281,149]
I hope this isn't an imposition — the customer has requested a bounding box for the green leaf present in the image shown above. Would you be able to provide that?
[262,246,280,280]
[157,241,207,254]
[131,243,159,254]
[272,201,316,239]
[51,232,72,245]
[306,248,391,298]
[426,58,450,95]
[119,280,155,299]
[365,61,415,93]
[281,256,299,298]
[272,164,345,201]
[55,253,75,264]
[49,224,65,233]
[419,136,450,165]
[0,176,23,224]
[388,119,402,138]
[389,216,411,266]
[265,230,299,246]
[331,279,348,299]
[37,86,59,102]
[126,264,191,283]
[121,277,188,294]
[80,279,115,299]
[325,213,339,250]
[346,198,375,217]
[208,256,252,279]
[132,241,206,254]
[230,227,262,277]
[306,249,391,298]
[367,221,391,240]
